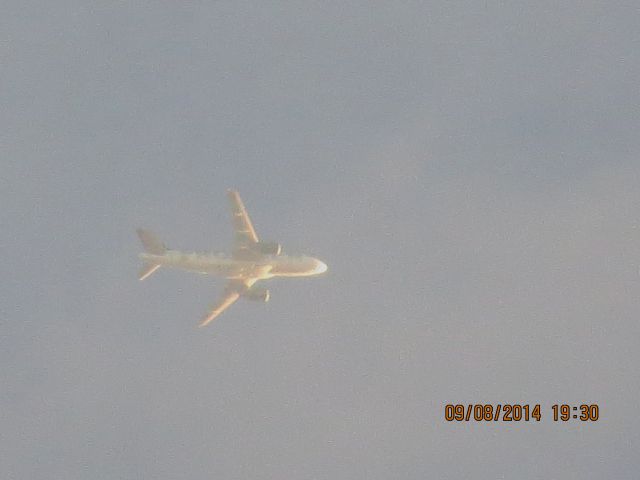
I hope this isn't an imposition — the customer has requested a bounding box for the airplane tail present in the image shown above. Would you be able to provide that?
[136,228,166,281]
[137,228,166,254]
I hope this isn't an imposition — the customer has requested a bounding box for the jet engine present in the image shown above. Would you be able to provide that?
[255,241,282,256]
[243,287,270,302]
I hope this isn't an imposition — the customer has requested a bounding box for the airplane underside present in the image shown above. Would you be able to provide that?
[137,189,326,327]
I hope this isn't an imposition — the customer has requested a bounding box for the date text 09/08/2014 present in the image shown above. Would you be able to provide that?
[444,404,599,422]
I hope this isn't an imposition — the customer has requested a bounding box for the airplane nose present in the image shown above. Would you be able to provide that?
[314,260,328,274]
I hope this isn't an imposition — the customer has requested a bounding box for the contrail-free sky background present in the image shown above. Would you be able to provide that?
[2,2,639,478]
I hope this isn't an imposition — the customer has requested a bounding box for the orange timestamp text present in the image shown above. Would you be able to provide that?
[444,404,600,422]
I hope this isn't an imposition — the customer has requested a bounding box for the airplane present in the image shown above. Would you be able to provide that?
[136,189,328,327]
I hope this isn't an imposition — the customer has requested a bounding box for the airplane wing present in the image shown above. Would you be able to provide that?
[228,189,259,252]
[198,278,259,327]
[199,289,240,327]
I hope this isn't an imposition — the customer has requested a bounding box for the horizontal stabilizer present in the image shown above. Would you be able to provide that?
[138,263,161,281]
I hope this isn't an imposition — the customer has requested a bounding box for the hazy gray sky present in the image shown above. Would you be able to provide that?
[2,2,639,478]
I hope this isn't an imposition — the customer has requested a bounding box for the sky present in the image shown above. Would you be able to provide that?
[2,1,640,478]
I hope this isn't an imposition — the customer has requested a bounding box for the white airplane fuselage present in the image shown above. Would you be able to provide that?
[140,250,327,281]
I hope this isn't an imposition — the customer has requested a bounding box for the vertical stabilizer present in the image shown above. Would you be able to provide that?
[136,229,165,281]
[136,228,166,255]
